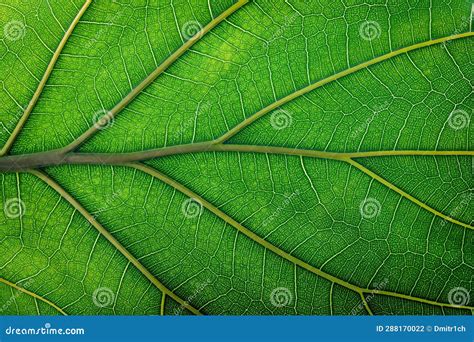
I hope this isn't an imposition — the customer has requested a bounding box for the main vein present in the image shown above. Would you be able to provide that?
[0,3,472,315]
[0,144,472,229]
[0,143,472,171]
[0,0,92,157]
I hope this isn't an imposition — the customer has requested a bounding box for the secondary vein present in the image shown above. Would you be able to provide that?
[0,0,92,157]
[29,169,202,316]
[0,277,67,315]
[213,31,474,144]
[62,0,249,153]
[345,158,473,230]
[128,162,474,311]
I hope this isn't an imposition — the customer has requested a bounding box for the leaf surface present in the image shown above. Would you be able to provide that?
[0,0,472,315]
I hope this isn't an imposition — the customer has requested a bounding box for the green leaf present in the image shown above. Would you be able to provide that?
[0,0,472,316]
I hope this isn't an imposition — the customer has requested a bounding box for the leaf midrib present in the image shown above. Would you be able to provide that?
[1,144,472,229]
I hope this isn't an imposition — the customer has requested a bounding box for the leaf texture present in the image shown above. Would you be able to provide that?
[0,0,472,315]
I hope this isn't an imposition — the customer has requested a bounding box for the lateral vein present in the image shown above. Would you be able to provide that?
[0,277,67,315]
[63,0,249,153]
[0,0,92,157]
[29,169,202,316]
[345,158,473,230]
[213,31,474,144]
[127,162,474,311]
